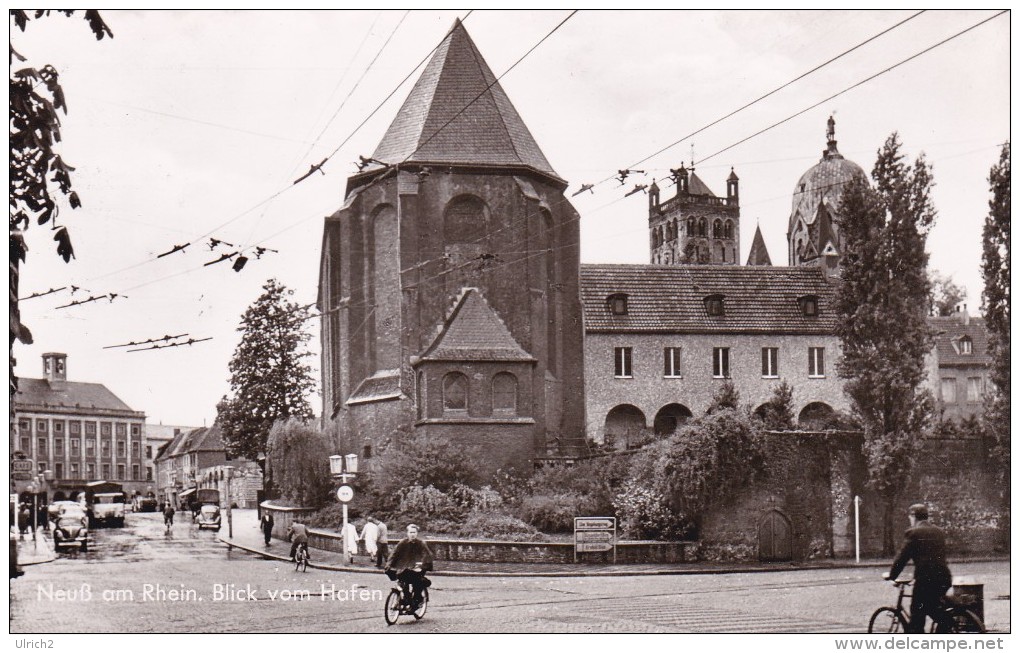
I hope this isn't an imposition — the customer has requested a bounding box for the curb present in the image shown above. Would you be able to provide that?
[216,536,1005,578]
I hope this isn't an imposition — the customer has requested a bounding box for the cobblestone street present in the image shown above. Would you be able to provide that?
[9,512,1010,634]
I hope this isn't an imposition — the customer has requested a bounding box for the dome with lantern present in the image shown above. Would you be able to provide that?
[787,116,867,270]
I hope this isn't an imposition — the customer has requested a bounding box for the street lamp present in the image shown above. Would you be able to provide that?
[329,453,358,562]
[224,466,234,539]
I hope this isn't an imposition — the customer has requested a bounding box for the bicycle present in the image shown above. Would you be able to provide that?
[294,543,309,572]
[868,578,986,634]
[384,575,429,625]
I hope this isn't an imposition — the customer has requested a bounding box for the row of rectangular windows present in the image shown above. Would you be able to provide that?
[32,460,153,481]
[614,346,826,379]
[19,419,141,437]
[17,435,149,459]
[940,377,985,403]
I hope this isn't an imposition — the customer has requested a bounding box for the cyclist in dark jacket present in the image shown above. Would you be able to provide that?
[885,503,953,633]
[385,524,433,608]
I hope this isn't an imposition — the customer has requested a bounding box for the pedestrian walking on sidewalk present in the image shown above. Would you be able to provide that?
[340,521,358,564]
[374,518,389,568]
[18,504,31,539]
[260,511,274,546]
[360,517,379,560]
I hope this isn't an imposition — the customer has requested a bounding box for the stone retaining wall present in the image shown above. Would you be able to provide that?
[304,527,696,564]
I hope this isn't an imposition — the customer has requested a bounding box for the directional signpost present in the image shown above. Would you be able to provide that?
[11,459,34,481]
[574,516,617,563]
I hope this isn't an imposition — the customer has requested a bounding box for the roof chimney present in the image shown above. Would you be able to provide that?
[42,352,67,390]
[961,303,970,326]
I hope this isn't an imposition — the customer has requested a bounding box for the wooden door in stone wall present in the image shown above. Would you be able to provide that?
[759,509,793,562]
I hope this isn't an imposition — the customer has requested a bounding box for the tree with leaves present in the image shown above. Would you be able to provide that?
[835,133,937,554]
[706,380,740,414]
[265,418,333,508]
[217,279,316,460]
[9,10,112,433]
[928,270,967,317]
[981,141,1009,545]
[756,381,796,431]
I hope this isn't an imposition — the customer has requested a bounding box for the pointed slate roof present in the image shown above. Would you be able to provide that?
[688,171,717,197]
[746,224,773,266]
[421,288,535,362]
[370,20,559,181]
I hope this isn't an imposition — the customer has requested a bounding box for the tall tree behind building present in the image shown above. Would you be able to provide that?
[835,133,936,554]
[218,279,315,460]
[10,10,112,445]
[981,141,1009,544]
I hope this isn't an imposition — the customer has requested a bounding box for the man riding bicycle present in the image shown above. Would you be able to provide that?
[884,503,953,633]
[385,524,433,609]
[288,521,310,562]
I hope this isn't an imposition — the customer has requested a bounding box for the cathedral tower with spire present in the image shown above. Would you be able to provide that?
[317,20,586,473]
[648,164,741,265]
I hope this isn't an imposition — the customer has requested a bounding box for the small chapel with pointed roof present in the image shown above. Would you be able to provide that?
[317,20,586,472]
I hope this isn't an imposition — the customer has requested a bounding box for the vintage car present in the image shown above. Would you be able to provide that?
[194,489,221,531]
[47,500,79,522]
[90,492,126,528]
[133,493,158,513]
[52,504,89,552]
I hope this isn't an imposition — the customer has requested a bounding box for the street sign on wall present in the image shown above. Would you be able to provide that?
[574,516,617,563]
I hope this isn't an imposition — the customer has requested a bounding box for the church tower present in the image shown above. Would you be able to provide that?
[317,20,586,474]
[787,116,866,275]
[648,165,741,265]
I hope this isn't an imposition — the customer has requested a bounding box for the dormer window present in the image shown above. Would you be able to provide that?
[607,293,629,316]
[705,294,725,317]
[960,336,973,355]
[799,295,819,317]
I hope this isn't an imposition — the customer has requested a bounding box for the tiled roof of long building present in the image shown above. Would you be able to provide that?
[15,378,139,413]
[581,264,838,334]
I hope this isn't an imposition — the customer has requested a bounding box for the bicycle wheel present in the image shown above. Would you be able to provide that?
[949,609,986,634]
[384,589,402,626]
[868,607,904,633]
[298,552,308,572]
[413,588,429,620]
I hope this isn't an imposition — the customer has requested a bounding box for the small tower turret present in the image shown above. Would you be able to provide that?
[648,179,660,209]
[727,167,739,205]
[677,164,689,194]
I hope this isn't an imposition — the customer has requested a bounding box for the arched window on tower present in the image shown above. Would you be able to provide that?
[687,217,695,235]
[713,219,723,238]
[724,220,734,239]
[443,372,469,412]
[492,372,518,415]
[444,195,488,244]
[698,218,707,237]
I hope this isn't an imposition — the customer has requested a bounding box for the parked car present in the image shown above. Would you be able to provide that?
[52,505,89,552]
[47,500,79,522]
[194,489,221,531]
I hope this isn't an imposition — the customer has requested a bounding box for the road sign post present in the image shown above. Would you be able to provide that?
[574,516,616,564]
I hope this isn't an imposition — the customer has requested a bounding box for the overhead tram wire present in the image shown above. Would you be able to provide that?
[396,10,578,166]
[64,12,474,290]
[592,10,927,189]
[240,11,409,251]
[696,10,1008,166]
[344,8,921,279]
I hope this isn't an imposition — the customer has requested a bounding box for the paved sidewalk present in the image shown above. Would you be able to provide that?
[216,512,936,578]
[12,529,56,566]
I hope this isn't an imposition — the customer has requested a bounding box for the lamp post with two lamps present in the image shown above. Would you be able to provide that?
[329,454,358,562]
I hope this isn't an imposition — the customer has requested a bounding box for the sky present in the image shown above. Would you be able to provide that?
[11,9,1011,428]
